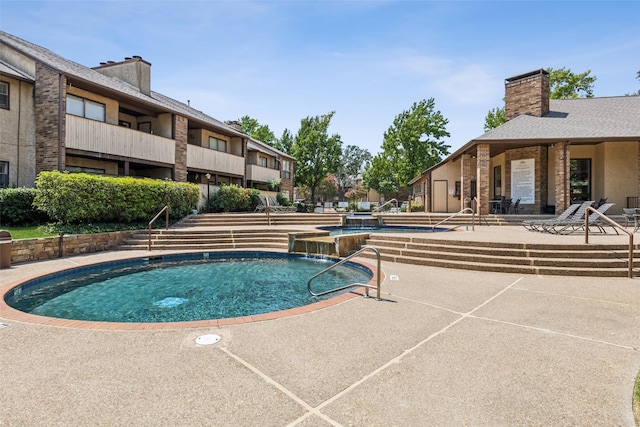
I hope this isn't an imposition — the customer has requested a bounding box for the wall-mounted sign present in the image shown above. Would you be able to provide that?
[511,159,535,204]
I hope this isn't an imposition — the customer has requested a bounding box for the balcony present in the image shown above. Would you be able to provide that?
[186,145,245,176]
[65,115,175,164]
[246,164,280,183]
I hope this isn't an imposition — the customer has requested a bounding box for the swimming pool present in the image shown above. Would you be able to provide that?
[4,252,373,323]
[319,225,450,235]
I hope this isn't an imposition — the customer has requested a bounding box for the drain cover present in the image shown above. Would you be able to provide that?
[196,334,221,346]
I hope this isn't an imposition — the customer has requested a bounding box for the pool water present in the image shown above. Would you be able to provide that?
[5,252,372,323]
[320,225,450,235]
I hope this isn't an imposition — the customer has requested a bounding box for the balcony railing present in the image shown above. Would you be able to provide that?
[186,144,245,176]
[65,115,175,164]
[246,164,280,183]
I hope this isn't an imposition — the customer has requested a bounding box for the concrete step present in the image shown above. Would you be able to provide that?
[362,235,639,277]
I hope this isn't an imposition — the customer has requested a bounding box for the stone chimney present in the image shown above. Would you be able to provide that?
[226,120,243,132]
[93,56,151,96]
[504,69,550,121]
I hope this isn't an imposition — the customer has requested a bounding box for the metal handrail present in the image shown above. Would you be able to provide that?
[372,198,398,213]
[148,205,169,250]
[473,197,491,226]
[307,245,382,300]
[584,207,634,278]
[433,207,476,231]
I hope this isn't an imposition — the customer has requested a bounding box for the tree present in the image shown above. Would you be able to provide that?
[236,115,276,145]
[370,98,450,189]
[483,107,505,132]
[291,111,342,202]
[626,70,640,96]
[547,67,596,99]
[484,67,597,131]
[362,155,398,198]
[316,174,338,201]
[333,145,372,199]
[273,128,294,154]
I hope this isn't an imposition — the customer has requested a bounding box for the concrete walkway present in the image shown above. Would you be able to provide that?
[1,226,640,425]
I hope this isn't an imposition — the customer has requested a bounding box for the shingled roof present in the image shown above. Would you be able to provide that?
[0,31,243,137]
[476,96,640,142]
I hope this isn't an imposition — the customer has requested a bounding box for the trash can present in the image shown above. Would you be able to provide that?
[0,230,12,269]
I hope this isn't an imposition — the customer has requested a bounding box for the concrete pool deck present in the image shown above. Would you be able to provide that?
[1,225,640,425]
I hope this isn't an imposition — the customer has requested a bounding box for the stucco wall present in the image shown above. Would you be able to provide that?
[0,76,36,187]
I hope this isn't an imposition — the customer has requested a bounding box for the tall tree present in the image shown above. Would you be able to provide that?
[236,115,276,145]
[291,111,342,201]
[547,67,596,99]
[626,70,640,96]
[273,128,294,154]
[369,98,450,189]
[333,145,372,199]
[484,67,597,131]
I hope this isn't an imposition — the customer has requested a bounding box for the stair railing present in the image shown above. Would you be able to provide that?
[584,207,634,278]
[372,199,398,213]
[307,245,381,300]
[433,207,476,231]
[148,205,169,251]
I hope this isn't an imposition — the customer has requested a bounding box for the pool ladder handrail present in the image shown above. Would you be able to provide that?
[307,245,382,300]
[148,205,169,250]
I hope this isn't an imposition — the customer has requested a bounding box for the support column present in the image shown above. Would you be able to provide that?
[173,114,188,182]
[461,154,471,212]
[554,141,570,214]
[476,144,491,215]
[424,172,431,212]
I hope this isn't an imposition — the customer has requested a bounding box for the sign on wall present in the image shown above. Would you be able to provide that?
[511,159,535,204]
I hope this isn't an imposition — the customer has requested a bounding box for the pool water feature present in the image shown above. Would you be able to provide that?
[4,252,373,323]
[321,225,450,236]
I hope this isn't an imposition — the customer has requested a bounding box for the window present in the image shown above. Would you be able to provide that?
[66,94,105,122]
[570,158,591,202]
[0,81,8,109]
[493,165,502,197]
[208,136,227,152]
[282,160,291,179]
[0,161,8,188]
[259,156,268,167]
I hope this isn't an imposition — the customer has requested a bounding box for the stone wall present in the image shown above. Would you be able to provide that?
[8,231,135,265]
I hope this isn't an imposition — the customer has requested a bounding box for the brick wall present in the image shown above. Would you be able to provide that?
[476,144,490,215]
[554,142,570,214]
[34,63,66,173]
[8,231,134,265]
[173,114,188,181]
[280,159,294,201]
[505,70,550,121]
[505,146,548,214]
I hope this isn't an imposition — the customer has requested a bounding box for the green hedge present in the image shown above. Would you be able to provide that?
[0,187,50,226]
[207,184,262,212]
[33,171,199,224]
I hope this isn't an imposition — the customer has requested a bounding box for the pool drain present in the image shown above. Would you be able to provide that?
[196,334,221,346]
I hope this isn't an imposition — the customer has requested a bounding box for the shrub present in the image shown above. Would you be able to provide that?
[211,184,262,212]
[276,192,291,206]
[0,187,50,226]
[33,171,199,224]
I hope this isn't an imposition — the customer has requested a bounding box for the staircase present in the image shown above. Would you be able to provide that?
[174,212,343,228]
[359,234,640,277]
[378,213,507,227]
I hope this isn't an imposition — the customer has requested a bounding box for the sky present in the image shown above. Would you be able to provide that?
[1,0,639,156]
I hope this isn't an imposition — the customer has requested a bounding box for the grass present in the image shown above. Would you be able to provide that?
[634,371,640,426]
[0,226,57,240]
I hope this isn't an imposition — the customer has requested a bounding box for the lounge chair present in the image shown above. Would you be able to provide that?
[538,201,595,234]
[551,203,614,235]
[522,203,581,231]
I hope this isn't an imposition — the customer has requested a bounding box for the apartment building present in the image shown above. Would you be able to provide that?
[0,31,294,201]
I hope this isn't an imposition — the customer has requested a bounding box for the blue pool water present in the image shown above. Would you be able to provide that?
[320,225,450,235]
[5,252,372,323]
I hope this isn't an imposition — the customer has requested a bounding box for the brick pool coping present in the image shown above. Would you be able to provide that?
[0,256,383,331]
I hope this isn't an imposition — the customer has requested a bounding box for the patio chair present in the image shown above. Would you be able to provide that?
[510,198,521,214]
[538,201,595,234]
[622,208,638,228]
[551,203,614,235]
[522,203,580,231]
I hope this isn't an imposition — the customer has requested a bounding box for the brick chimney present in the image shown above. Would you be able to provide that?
[504,69,550,121]
[93,56,151,96]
